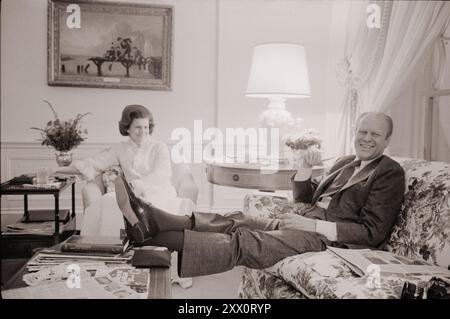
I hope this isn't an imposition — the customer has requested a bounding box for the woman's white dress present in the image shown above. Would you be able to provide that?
[73,136,194,237]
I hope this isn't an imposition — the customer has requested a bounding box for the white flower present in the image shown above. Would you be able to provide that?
[284,128,322,150]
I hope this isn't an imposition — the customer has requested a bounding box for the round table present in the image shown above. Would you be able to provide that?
[205,161,327,191]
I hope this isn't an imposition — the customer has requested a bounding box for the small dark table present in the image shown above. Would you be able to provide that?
[1,177,77,257]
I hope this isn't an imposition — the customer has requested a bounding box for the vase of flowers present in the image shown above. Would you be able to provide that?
[31,100,90,166]
[284,128,323,167]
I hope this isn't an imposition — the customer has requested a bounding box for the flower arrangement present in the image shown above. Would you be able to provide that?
[284,128,323,150]
[31,100,90,152]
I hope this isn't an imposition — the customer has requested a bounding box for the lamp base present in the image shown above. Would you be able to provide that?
[258,97,298,164]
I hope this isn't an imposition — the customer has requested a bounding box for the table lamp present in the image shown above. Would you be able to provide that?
[246,42,311,163]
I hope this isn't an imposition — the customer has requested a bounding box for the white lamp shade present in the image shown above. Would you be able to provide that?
[246,43,311,98]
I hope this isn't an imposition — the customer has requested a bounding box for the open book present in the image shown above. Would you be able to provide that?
[327,247,450,278]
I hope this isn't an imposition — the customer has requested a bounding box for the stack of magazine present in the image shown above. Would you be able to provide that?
[25,235,133,273]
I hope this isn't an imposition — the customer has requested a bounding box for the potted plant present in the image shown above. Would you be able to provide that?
[31,100,90,166]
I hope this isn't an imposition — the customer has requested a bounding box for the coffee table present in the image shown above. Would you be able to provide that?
[2,251,172,299]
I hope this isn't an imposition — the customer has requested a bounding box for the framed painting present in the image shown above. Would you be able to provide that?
[48,0,173,90]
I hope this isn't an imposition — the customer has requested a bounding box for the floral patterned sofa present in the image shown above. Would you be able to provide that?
[238,158,450,299]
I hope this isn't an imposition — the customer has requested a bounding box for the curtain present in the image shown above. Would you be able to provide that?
[430,34,450,162]
[369,1,450,112]
[335,0,393,156]
[335,1,450,157]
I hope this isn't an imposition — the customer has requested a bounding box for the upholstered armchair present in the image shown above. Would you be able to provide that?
[81,161,198,212]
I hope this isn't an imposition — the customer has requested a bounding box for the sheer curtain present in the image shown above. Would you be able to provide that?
[389,35,449,160]
[335,0,393,155]
[369,1,450,112]
[335,1,450,157]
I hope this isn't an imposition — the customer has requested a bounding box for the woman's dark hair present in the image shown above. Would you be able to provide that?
[118,104,155,136]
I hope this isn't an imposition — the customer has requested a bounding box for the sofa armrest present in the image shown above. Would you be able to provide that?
[243,193,312,219]
[176,175,199,205]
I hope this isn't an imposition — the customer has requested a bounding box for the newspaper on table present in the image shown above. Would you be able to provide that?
[3,263,150,299]
[327,247,450,278]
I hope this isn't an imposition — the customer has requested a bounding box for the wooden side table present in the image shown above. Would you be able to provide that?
[1,177,78,258]
[1,178,76,243]
[206,162,327,191]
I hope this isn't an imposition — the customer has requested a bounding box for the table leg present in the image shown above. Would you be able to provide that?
[54,193,60,243]
[147,268,172,299]
[71,183,76,218]
[24,194,29,220]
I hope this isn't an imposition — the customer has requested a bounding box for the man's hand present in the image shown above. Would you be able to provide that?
[278,213,317,233]
[302,146,322,168]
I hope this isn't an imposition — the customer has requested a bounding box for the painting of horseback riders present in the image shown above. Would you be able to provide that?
[48,0,172,90]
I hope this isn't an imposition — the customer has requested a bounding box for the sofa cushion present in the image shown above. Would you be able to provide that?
[387,159,450,269]
[102,165,122,193]
[238,267,307,299]
[243,193,312,218]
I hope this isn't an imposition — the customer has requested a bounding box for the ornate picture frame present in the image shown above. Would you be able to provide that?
[48,0,173,90]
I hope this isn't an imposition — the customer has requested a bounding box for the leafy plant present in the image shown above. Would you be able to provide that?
[31,100,90,152]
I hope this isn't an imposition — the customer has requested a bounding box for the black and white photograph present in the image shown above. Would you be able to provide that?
[48,0,172,90]
[1,0,450,308]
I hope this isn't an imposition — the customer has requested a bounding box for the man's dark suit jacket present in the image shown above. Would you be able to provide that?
[292,155,405,250]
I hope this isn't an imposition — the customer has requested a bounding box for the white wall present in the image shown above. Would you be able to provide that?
[212,0,345,210]
[1,0,217,144]
[1,0,346,213]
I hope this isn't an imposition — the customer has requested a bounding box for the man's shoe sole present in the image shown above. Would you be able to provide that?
[115,177,139,226]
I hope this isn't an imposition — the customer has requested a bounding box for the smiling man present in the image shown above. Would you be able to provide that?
[354,112,392,161]
[114,111,405,278]
[290,111,404,249]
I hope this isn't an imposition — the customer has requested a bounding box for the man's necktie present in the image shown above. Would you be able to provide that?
[319,159,362,199]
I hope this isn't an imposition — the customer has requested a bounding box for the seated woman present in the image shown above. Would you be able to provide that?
[56,104,194,287]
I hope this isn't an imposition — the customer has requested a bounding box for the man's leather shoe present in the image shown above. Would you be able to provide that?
[115,176,158,244]
[123,218,150,246]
